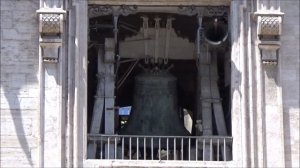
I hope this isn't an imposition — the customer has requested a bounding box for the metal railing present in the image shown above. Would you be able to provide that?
[88,134,232,161]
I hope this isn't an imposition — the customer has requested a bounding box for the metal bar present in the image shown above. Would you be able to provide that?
[115,137,117,159]
[144,138,146,160]
[122,137,124,160]
[129,137,132,160]
[224,138,226,161]
[210,138,213,161]
[100,138,103,159]
[167,138,169,160]
[108,137,110,159]
[159,137,161,160]
[188,137,191,160]
[174,138,176,160]
[151,137,154,160]
[203,139,205,161]
[217,138,220,161]
[181,138,184,160]
[88,134,232,139]
[196,138,198,161]
[137,137,139,160]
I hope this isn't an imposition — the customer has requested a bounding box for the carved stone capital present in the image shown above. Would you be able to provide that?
[40,14,64,35]
[37,9,66,36]
[258,15,282,36]
[258,42,280,65]
[254,11,284,39]
[40,42,62,63]
[37,8,65,63]
[254,11,284,65]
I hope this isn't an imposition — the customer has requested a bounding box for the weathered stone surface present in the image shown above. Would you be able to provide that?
[0,0,40,167]
[280,1,300,167]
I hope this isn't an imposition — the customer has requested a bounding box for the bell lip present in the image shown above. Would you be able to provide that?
[204,31,228,46]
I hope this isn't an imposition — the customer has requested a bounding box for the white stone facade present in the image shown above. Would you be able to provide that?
[0,0,299,168]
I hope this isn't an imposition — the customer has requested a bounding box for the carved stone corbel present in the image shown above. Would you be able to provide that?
[258,41,280,65]
[257,14,282,39]
[37,9,66,63]
[255,11,284,65]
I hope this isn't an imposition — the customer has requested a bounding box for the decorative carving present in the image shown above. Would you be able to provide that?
[40,43,61,63]
[205,6,227,16]
[259,42,280,65]
[88,5,137,18]
[178,6,228,16]
[178,6,199,16]
[40,14,63,35]
[255,11,283,65]
[258,16,282,36]
[88,6,113,18]
[37,9,65,63]
[118,5,138,16]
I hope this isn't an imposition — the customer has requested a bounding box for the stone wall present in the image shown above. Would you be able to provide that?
[0,0,40,167]
[280,1,300,167]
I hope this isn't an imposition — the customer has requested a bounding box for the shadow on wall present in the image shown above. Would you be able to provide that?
[1,38,40,166]
[2,75,37,166]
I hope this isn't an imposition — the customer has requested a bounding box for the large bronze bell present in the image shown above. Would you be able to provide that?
[204,18,228,46]
[119,69,190,147]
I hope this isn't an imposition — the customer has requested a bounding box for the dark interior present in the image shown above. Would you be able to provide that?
[87,12,231,136]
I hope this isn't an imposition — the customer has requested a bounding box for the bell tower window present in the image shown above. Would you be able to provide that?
[86,5,232,163]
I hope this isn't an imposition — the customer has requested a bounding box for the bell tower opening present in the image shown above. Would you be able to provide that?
[87,6,232,161]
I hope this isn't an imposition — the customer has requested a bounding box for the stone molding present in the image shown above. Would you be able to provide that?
[40,14,63,35]
[37,8,66,63]
[258,42,280,65]
[254,11,284,65]
[257,15,282,36]
[88,5,137,18]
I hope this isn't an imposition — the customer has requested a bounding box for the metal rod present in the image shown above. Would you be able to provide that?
[115,137,117,159]
[224,138,226,161]
[122,137,124,160]
[144,138,146,160]
[167,138,169,160]
[203,139,205,161]
[188,137,191,160]
[174,138,176,160]
[181,138,184,160]
[159,137,161,160]
[210,138,213,161]
[129,137,132,160]
[217,138,220,161]
[137,137,139,160]
[108,137,110,159]
[196,138,198,161]
[151,137,154,160]
[100,138,103,159]
[88,134,231,139]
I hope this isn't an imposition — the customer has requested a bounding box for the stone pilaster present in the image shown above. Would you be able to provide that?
[254,1,285,167]
[37,1,66,167]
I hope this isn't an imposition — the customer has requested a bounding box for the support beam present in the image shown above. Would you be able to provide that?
[87,47,106,159]
[88,0,231,6]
